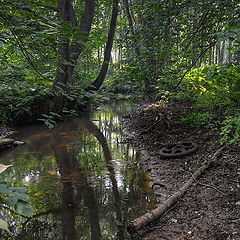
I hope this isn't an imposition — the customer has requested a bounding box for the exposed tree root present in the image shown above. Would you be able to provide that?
[127,145,227,233]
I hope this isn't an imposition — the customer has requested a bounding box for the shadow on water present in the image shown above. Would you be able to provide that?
[0,102,157,239]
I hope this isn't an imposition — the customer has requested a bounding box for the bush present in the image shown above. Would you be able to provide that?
[0,81,52,124]
[181,112,214,128]
[220,113,240,145]
[178,64,240,145]
[181,64,240,108]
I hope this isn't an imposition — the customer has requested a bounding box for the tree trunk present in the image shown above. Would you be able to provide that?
[54,0,95,87]
[212,46,215,65]
[90,0,119,90]
[68,0,95,81]
[215,42,220,64]
[209,47,212,65]
[219,40,225,64]
[54,0,72,87]
[228,40,232,62]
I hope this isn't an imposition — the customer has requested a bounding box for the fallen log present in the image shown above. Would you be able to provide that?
[0,138,15,147]
[0,138,24,150]
[127,145,226,233]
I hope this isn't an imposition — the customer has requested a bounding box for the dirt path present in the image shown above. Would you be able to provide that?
[125,101,240,240]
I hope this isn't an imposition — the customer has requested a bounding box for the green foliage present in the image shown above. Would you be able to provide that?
[53,82,90,105]
[38,112,60,129]
[0,163,34,234]
[0,0,239,131]
[181,112,214,127]
[0,219,10,233]
[111,0,239,93]
[180,64,240,108]
[0,183,34,217]
[104,63,145,94]
[220,113,240,145]
[0,80,53,124]
[179,64,240,145]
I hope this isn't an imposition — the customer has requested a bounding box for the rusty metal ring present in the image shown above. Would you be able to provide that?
[159,142,198,158]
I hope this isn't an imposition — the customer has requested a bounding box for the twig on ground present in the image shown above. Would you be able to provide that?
[192,177,226,195]
[138,119,161,135]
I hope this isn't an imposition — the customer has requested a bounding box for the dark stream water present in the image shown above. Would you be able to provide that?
[0,102,157,239]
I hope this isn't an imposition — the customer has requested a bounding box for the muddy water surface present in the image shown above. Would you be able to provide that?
[0,102,156,239]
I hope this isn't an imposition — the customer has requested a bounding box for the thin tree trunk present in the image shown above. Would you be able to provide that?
[97,48,101,64]
[228,40,232,62]
[212,46,215,65]
[191,11,198,66]
[209,48,212,65]
[219,40,225,64]
[68,0,95,81]
[215,42,220,64]
[90,0,119,90]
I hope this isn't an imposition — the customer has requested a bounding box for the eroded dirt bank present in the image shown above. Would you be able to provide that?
[125,100,240,240]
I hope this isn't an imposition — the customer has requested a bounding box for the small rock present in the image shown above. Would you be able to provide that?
[171,218,178,223]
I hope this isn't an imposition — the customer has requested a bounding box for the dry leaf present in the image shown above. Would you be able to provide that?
[0,164,13,174]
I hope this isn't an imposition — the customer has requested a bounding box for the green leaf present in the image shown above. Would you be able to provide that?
[9,187,27,193]
[46,122,55,129]
[49,112,61,118]
[0,219,10,233]
[15,200,34,217]
[0,183,10,195]
[0,181,8,185]
[3,193,29,206]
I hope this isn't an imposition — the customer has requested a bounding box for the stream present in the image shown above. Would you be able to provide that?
[0,102,157,239]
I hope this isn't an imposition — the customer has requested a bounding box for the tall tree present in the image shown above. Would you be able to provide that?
[90,0,119,90]
[54,0,95,87]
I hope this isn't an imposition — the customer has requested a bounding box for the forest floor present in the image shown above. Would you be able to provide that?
[124,100,240,240]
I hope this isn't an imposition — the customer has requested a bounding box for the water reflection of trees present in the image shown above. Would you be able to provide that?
[0,103,155,239]
[50,116,127,239]
[54,145,101,240]
[84,119,125,240]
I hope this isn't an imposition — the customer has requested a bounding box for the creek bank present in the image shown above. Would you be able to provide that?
[124,100,240,240]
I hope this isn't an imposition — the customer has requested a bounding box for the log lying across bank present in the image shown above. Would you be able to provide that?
[127,145,226,233]
[0,138,25,150]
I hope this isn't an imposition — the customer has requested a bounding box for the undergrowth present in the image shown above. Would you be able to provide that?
[177,63,240,145]
[0,80,53,124]
[0,79,93,126]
